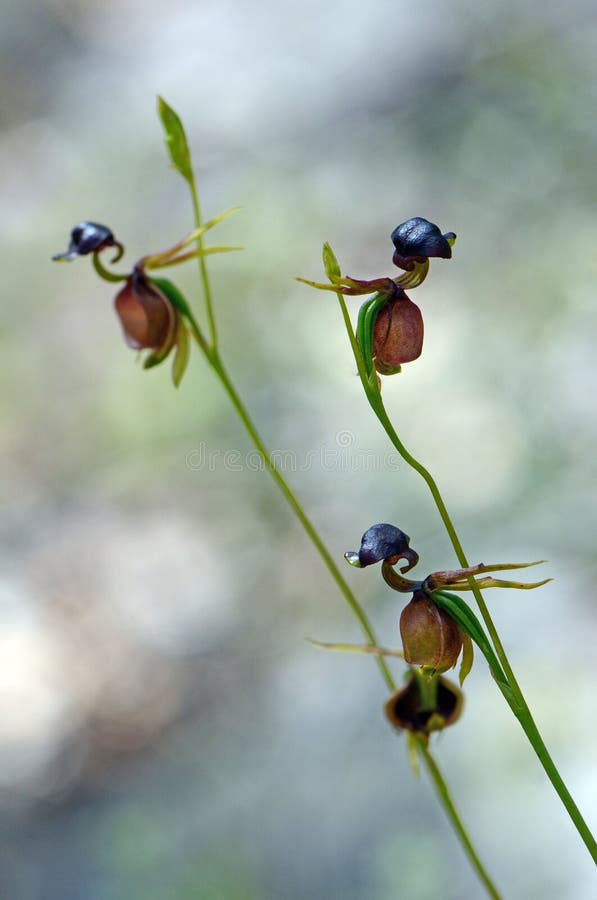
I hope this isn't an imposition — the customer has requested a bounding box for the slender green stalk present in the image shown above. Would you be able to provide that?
[179,163,500,895]
[189,180,218,348]
[192,330,501,898]
[185,175,392,689]
[420,743,501,900]
[335,291,597,863]
[201,343,396,693]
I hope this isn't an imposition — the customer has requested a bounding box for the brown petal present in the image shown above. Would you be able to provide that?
[372,294,424,371]
[400,592,463,673]
[114,270,177,351]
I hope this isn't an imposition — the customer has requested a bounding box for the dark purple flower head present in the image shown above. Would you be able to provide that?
[52,222,117,261]
[391,217,455,269]
[345,523,419,572]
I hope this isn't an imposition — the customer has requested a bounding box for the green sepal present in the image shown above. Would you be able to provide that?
[322,242,341,280]
[374,360,402,377]
[199,244,244,256]
[143,342,174,370]
[149,277,194,320]
[431,590,510,692]
[459,632,474,686]
[306,638,404,659]
[406,733,421,778]
[356,297,374,373]
[157,96,194,186]
[426,713,447,734]
[395,258,429,290]
[367,371,381,394]
[295,277,342,292]
[172,321,190,388]
[356,292,390,382]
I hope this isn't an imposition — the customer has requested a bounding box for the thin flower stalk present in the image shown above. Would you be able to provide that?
[322,252,597,864]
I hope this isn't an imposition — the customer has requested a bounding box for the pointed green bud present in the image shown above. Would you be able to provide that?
[157,96,194,185]
[172,319,190,387]
[322,242,341,280]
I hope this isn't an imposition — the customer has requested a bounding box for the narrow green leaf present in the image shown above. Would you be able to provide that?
[200,206,242,232]
[307,638,404,659]
[459,633,474,686]
[367,371,381,393]
[150,277,194,320]
[322,242,341,280]
[143,343,173,370]
[157,96,194,185]
[432,590,508,688]
[295,276,339,292]
[199,245,244,256]
[356,293,388,382]
[172,321,190,387]
[477,576,552,591]
[432,591,486,648]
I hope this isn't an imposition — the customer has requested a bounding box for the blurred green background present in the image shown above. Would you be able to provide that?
[2,0,597,897]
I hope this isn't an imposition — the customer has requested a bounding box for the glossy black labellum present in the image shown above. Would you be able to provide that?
[345,523,419,571]
[52,221,116,261]
[391,217,455,262]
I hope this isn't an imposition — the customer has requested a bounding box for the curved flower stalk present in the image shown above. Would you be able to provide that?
[300,224,597,865]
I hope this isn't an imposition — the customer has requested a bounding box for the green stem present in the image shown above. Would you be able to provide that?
[337,288,371,386]
[508,697,597,860]
[419,742,501,900]
[189,181,218,348]
[415,670,439,712]
[199,337,501,898]
[336,292,597,863]
[376,397,596,861]
[201,341,395,694]
[182,189,500,896]
[92,252,128,284]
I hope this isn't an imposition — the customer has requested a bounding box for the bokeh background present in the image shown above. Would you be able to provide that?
[2,0,597,897]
